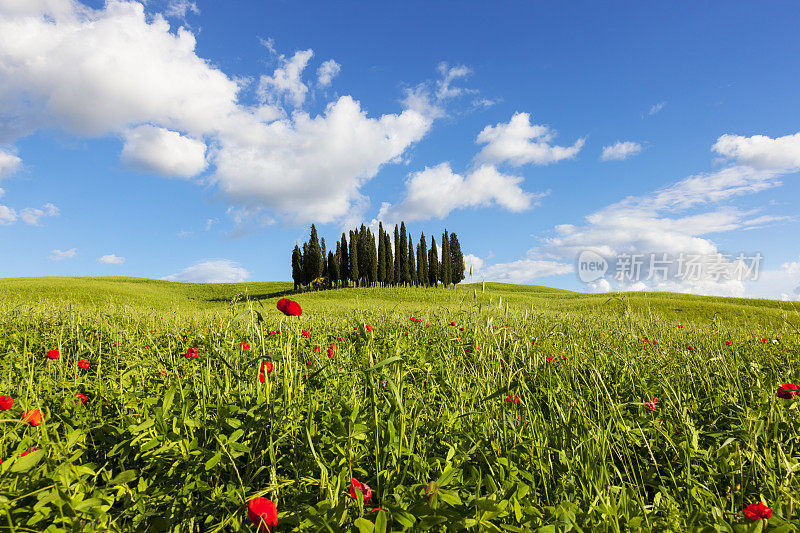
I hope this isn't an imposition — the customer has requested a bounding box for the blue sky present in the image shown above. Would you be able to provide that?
[1,0,799,299]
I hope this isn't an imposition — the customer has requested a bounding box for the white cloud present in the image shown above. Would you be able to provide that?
[163,0,199,18]
[257,49,313,107]
[377,162,544,222]
[436,62,472,100]
[467,252,573,284]
[121,125,207,178]
[648,102,666,115]
[98,254,125,265]
[600,141,642,161]
[49,248,77,261]
[475,112,584,166]
[0,2,439,224]
[316,59,341,88]
[20,203,59,225]
[712,132,800,171]
[163,258,250,282]
[0,205,16,224]
[0,149,21,178]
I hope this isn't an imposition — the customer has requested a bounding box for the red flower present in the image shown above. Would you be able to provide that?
[546,356,555,362]
[247,497,278,532]
[240,342,251,350]
[326,347,333,358]
[353,326,358,330]
[350,477,372,503]
[450,321,456,326]
[302,330,311,337]
[20,446,38,457]
[306,360,312,366]
[260,361,274,376]
[645,397,659,411]
[403,332,408,336]
[686,346,693,350]
[366,325,373,332]
[75,393,88,404]
[459,327,465,331]
[777,383,799,399]
[22,409,43,426]
[725,340,732,346]
[464,348,472,353]
[313,346,321,352]
[46,349,60,360]
[761,338,769,343]
[277,298,302,316]
[743,502,772,520]
[77,358,89,369]
[184,347,198,359]
[0,395,12,410]
[677,325,683,329]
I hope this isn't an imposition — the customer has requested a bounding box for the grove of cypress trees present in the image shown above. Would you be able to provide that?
[327,251,338,288]
[440,230,451,287]
[408,236,416,286]
[428,237,439,287]
[393,225,400,286]
[399,222,409,286]
[384,231,394,286]
[349,231,359,287]
[339,233,349,287]
[450,232,465,285]
[292,245,303,290]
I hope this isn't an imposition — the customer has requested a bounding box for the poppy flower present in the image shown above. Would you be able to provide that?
[326,347,333,358]
[353,326,358,330]
[403,332,408,336]
[302,330,311,337]
[350,477,372,503]
[677,325,683,329]
[546,356,555,362]
[459,327,465,331]
[743,502,772,520]
[77,358,89,369]
[777,383,799,399]
[313,346,321,352]
[761,338,769,343]
[184,347,198,359]
[22,409,43,426]
[46,349,60,360]
[334,336,343,342]
[306,360,312,366]
[75,393,88,404]
[464,348,472,353]
[450,322,456,326]
[725,340,732,346]
[240,342,251,350]
[0,395,12,410]
[145,344,149,348]
[645,397,659,411]
[365,325,373,332]
[686,346,693,351]
[277,298,302,316]
[247,497,278,532]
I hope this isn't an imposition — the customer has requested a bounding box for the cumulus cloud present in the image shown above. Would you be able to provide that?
[257,49,313,107]
[467,252,573,284]
[0,205,16,224]
[475,112,584,166]
[49,248,77,261]
[713,132,800,171]
[0,1,439,224]
[163,0,199,18]
[600,141,642,161]
[121,125,207,177]
[20,203,59,225]
[435,62,472,100]
[377,163,544,222]
[0,149,21,178]
[98,254,125,265]
[163,258,250,282]
[316,59,341,88]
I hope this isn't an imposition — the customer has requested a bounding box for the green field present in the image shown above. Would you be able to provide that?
[1,277,799,532]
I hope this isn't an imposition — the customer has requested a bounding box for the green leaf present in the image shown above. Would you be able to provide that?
[11,449,44,473]
[354,517,375,533]
[204,452,222,471]
[73,498,103,512]
[162,387,175,415]
[367,355,403,372]
[374,510,388,533]
[109,469,138,486]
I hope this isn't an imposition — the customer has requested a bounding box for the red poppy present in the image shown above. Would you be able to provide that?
[145,344,150,349]
[260,361,274,376]
[761,338,769,343]
[546,356,555,362]
[184,347,199,359]
[334,336,343,342]
[326,347,333,358]
[277,298,302,316]
[302,330,311,337]
[46,349,60,360]
[403,332,409,336]
[677,325,683,329]
[313,346,321,352]
[75,393,88,404]
[240,341,251,350]
[450,322,456,326]
[247,496,278,532]
[464,348,472,353]
[350,477,372,503]
[686,346,693,350]
[353,326,358,330]
[22,409,43,426]
[366,325,373,332]
[0,395,12,410]
[777,383,799,399]
[725,340,732,346]
[743,502,772,520]
[77,358,89,369]
[645,397,659,411]
[459,327,465,331]
[306,360,312,366]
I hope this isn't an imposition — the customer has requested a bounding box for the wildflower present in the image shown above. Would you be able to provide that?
[365,325,373,332]
[562,355,569,362]
[350,477,372,503]
[777,383,799,399]
[145,344,150,349]
[353,326,358,330]
[20,446,38,457]
[403,332,408,336]
[326,347,333,358]
[677,325,683,329]
[761,338,769,343]
[240,342,251,350]
[725,340,732,346]
[276,298,302,316]
[686,346,693,351]
[22,409,43,426]
[302,330,311,337]
[379,381,387,389]
[450,322,456,326]
[77,358,89,369]
[313,346,321,352]
[0,395,12,410]
[546,356,555,362]
[645,397,659,411]
[75,393,88,404]
[743,502,772,520]
[184,347,199,359]
[609,350,614,355]
[46,349,60,360]
[247,497,278,532]
[306,360,312,366]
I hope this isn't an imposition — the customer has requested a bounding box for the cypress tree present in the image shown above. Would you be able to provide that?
[328,251,339,289]
[368,229,378,287]
[440,230,451,287]
[339,233,349,287]
[393,225,400,286]
[377,223,386,285]
[291,245,303,291]
[428,237,439,287]
[450,232,465,285]
[321,237,328,281]
[358,225,368,286]
[302,242,311,285]
[349,230,359,287]
[384,231,394,287]
[305,224,322,285]
[418,233,428,287]
[399,222,409,285]
[334,241,342,289]
[408,235,416,286]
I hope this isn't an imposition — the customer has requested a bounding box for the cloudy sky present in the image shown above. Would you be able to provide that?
[1,0,799,299]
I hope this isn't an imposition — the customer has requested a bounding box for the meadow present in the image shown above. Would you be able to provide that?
[0,276,799,532]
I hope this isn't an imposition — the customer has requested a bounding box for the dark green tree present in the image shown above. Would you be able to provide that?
[399,222,409,285]
[304,224,323,286]
[384,231,394,287]
[408,236,416,286]
[377,223,386,285]
[321,237,328,281]
[349,230,359,287]
[440,230,451,287]
[368,229,378,287]
[450,232,465,285]
[418,233,428,287]
[291,245,303,290]
[339,233,349,287]
[301,242,310,285]
[428,237,439,287]
[358,225,368,286]
[328,251,339,289]
[393,225,400,286]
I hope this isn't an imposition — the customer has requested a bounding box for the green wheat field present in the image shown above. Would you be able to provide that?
[1,277,799,532]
